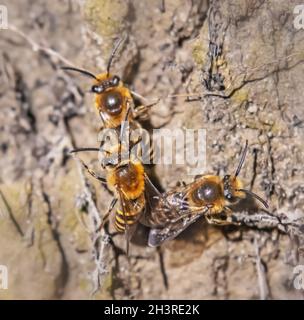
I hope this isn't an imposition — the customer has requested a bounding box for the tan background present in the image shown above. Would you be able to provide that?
[0,0,303,299]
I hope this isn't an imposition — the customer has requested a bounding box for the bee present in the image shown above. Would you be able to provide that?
[147,140,269,247]
[61,36,158,130]
[71,108,161,253]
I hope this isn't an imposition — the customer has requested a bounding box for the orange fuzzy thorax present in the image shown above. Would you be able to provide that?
[106,160,145,200]
[187,175,224,214]
[187,175,246,215]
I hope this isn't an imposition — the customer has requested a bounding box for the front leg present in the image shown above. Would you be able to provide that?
[98,198,118,231]
[77,158,107,185]
[205,207,241,226]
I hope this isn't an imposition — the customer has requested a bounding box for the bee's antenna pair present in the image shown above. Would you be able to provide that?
[233,139,268,208]
[60,35,127,80]
[234,140,248,178]
[106,35,127,77]
[60,66,97,80]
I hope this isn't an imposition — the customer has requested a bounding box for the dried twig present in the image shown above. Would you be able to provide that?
[73,156,111,295]
[0,188,24,237]
[232,210,304,240]
[7,25,75,66]
[253,236,270,300]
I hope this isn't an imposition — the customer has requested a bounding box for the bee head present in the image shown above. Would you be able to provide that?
[223,174,244,204]
[222,141,268,208]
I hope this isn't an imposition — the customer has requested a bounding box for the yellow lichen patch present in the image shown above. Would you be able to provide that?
[191,22,209,67]
[84,0,129,38]
[91,270,114,299]
[0,181,59,299]
[0,181,28,230]
[192,40,207,67]
[231,87,249,104]
[53,167,91,252]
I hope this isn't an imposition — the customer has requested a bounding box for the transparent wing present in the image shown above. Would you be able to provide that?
[144,178,209,227]
[148,206,209,247]
[140,173,174,227]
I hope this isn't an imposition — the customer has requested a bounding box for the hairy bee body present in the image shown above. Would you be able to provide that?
[148,142,268,247]
[148,175,243,226]
[106,159,146,232]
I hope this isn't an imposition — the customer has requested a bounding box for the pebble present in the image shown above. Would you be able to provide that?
[248,104,258,113]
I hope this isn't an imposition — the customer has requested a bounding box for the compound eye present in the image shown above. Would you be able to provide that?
[112,76,120,86]
[225,193,233,201]
[102,91,123,115]
[224,175,230,181]
[92,85,104,94]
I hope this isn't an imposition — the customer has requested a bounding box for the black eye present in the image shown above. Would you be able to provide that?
[194,181,220,203]
[225,193,233,200]
[111,76,120,86]
[103,91,123,115]
[92,85,104,93]
[224,175,230,182]
[223,175,234,202]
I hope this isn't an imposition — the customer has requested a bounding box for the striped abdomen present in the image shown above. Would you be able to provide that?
[114,193,145,232]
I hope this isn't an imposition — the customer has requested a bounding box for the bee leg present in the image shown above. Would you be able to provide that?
[98,198,118,231]
[78,159,107,185]
[206,207,241,226]
[133,99,160,119]
[176,180,187,187]
[205,214,232,225]
[223,207,241,226]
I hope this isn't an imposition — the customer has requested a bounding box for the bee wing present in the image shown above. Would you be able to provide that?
[148,206,209,247]
[140,173,173,227]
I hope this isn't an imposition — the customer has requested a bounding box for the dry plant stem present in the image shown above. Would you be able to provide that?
[74,151,111,295]
[0,189,24,237]
[254,236,270,300]
[232,211,304,240]
[7,25,75,67]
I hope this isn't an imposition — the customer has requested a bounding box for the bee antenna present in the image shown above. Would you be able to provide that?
[61,66,97,80]
[234,140,248,178]
[236,188,269,208]
[70,147,100,154]
[106,35,127,77]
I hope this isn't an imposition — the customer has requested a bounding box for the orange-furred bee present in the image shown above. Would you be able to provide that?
[71,109,161,253]
[61,37,158,129]
[147,140,269,247]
